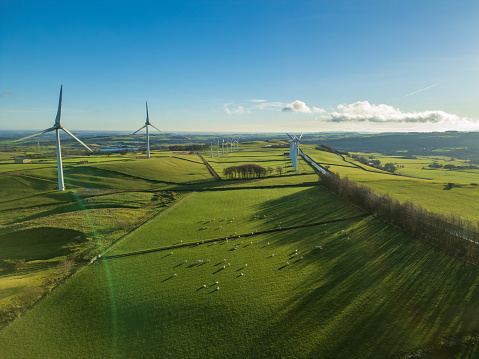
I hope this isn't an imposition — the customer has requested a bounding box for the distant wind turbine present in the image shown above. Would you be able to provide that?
[286,133,302,171]
[133,102,162,158]
[15,86,93,191]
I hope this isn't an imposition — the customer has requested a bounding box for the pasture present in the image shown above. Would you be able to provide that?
[1,138,479,358]
[2,191,479,358]
[304,147,479,223]
[201,141,317,178]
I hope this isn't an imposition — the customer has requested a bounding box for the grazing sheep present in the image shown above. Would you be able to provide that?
[295,253,298,256]
[203,284,207,288]
[240,273,243,276]
[245,264,247,267]
[184,260,188,263]
[301,256,303,259]
[286,262,289,265]
[271,254,274,257]
[223,265,226,269]
[207,259,210,262]
[171,252,173,255]
[228,263,230,266]
[173,273,177,277]
[216,281,219,284]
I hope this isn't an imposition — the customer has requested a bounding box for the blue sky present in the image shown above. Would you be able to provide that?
[1,0,478,132]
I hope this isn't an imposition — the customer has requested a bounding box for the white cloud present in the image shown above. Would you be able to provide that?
[282,100,326,114]
[249,99,267,103]
[321,101,474,125]
[253,101,285,111]
[224,104,251,115]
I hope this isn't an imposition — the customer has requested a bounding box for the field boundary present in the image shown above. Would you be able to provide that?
[197,153,221,180]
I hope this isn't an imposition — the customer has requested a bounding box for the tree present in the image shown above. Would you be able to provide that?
[383,163,396,173]
[276,166,283,176]
[268,166,274,176]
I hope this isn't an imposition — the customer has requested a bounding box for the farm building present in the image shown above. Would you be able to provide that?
[14,158,31,164]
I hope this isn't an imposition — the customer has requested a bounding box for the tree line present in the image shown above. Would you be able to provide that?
[318,171,479,264]
[223,164,268,179]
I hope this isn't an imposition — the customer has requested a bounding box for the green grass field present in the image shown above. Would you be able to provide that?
[1,141,478,358]
[201,141,317,178]
[2,190,479,358]
[108,186,362,256]
[351,152,479,184]
[89,156,216,184]
[304,147,479,223]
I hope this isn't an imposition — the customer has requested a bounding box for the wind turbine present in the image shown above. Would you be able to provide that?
[133,102,162,158]
[15,85,92,191]
[286,133,302,171]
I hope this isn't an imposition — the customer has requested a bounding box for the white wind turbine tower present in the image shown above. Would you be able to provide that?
[133,102,162,158]
[15,85,92,191]
[286,133,302,171]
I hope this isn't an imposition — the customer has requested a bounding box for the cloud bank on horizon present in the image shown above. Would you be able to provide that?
[224,99,477,129]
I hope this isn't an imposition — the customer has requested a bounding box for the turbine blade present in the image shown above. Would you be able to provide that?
[146,101,149,125]
[62,128,93,152]
[15,127,56,142]
[55,85,63,126]
[286,133,294,140]
[149,124,162,132]
[133,125,147,134]
[298,133,303,140]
